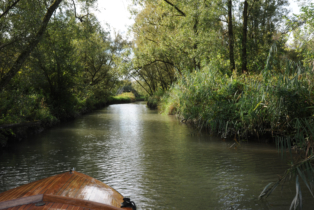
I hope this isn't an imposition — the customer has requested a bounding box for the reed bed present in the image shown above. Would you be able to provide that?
[160,56,314,208]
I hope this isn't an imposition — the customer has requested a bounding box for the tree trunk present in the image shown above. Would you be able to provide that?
[193,14,200,71]
[241,0,248,73]
[0,0,63,91]
[228,0,235,71]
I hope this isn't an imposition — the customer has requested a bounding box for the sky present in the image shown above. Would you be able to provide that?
[93,0,135,39]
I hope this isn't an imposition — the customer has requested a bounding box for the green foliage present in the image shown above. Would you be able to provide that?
[147,89,165,109]
[0,0,130,136]
[0,90,55,125]
[160,60,314,137]
[291,3,314,69]
[110,92,136,103]
[159,55,314,206]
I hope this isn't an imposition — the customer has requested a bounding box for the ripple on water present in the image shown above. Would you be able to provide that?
[1,103,314,209]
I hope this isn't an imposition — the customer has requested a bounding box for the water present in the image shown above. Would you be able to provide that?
[0,102,314,209]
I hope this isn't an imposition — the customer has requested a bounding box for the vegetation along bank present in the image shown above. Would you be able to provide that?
[1,0,314,207]
[0,0,143,147]
[128,0,314,207]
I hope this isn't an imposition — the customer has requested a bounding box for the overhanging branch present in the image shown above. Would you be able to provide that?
[0,0,21,19]
[163,0,186,17]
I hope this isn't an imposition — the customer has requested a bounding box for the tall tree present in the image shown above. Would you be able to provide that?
[0,0,63,91]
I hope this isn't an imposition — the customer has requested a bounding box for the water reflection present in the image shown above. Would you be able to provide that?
[1,102,314,209]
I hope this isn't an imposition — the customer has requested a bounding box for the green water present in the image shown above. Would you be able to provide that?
[0,102,313,209]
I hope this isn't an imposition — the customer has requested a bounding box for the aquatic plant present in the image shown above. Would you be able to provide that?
[159,42,314,208]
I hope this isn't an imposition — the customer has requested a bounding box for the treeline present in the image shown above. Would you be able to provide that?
[129,0,300,91]
[0,0,130,144]
[129,0,314,206]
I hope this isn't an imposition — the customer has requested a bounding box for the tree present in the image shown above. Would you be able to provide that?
[0,0,63,91]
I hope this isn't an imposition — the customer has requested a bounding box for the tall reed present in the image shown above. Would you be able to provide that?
[160,48,314,208]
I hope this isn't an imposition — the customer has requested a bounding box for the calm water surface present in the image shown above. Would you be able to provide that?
[1,102,314,209]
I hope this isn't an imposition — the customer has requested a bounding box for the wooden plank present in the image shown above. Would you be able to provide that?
[51,203,63,210]
[60,177,85,197]
[87,185,122,208]
[43,173,73,196]
[37,173,67,195]
[2,206,20,210]
[0,176,56,202]
[65,205,73,210]
[22,176,60,198]
[0,181,40,202]
[56,175,78,196]
[66,205,76,210]
[72,173,123,198]
[71,179,92,199]
[84,184,97,202]
[47,203,59,210]
[0,194,43,210]
[87,187,113,205]
[41,202,54,210]
[43,195,129,210]
[19,203,33,210]
[60,204,69,210]
[71,179,91,199]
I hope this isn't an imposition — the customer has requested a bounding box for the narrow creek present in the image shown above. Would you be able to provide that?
[1,102,314,209]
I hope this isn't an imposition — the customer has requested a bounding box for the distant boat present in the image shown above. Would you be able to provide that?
[0,170,136,210]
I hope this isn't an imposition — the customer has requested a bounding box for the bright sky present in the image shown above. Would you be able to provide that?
[93,0,135,39]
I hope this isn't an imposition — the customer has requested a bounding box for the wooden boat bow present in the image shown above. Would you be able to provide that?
[0,171,135,210]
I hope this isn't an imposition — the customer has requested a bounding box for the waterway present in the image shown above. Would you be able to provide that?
[0,102,314,209]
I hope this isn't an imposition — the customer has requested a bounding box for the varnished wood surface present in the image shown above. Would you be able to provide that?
[0,194,129,210]
[43,194,124,210]
[0,172,132,210]
[0,195,43,210]
[2,201,94,210]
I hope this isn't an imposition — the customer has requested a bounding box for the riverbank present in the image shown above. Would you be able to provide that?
[144,65,314,205]
[151,65,314,147]
[0,92,144,148]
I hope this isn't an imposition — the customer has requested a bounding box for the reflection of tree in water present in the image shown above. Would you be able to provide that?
[1,104,314,208]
